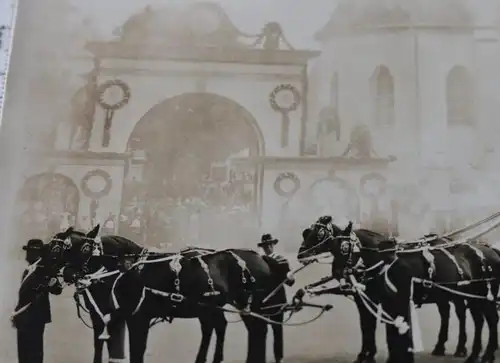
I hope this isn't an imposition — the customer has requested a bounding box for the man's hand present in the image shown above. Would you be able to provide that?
[10,315,17,329]
[285,271,295,286]
[48,277,57,287]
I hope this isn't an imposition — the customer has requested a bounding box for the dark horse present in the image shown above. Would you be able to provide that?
[109,247,324,363]
[16,228,127,363]
[44,226,133,363]
[298,216,500,363]
[45,225,229,363]
[297,217,478,363]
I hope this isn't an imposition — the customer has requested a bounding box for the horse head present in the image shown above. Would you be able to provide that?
[297,216,354,263]
[46,225,102,283]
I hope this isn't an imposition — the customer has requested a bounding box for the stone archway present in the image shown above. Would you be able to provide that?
[119,93,264,248]
[15,173,80,243]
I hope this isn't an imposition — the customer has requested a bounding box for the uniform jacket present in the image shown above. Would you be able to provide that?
[13,262,63,328]
[261,252,294,315]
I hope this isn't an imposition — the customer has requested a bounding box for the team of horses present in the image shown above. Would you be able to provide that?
[17,216,500,363]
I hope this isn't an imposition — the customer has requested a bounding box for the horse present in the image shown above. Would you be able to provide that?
[108,247,313,363]
[45,225,137,363]
[46,225,229,363]
[297,217,471,363]
[298,216,500,363]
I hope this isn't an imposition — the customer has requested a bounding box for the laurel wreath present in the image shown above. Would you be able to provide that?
[81,169,113,199]
[97,80,131,110]
[359,173,387,198]
[274,172,301,198]
[269,84,301,113]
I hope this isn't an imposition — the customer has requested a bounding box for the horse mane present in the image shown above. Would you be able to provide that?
[353,228,387,249]
[71,230,87,237]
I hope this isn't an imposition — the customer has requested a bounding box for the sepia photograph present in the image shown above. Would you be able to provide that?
[1,0,500,362]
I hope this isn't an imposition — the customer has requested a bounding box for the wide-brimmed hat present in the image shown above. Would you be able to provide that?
[258,234,279,248]
[22,239,44,251]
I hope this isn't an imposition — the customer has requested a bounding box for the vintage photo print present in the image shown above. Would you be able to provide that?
[1,0,500,362]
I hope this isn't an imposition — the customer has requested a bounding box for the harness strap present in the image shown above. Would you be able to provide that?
[421,248,435,280]
[466,244,494,300]
[197,256,220,296]
[438,247,464,278]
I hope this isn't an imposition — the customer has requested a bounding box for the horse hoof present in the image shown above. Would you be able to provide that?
[480,356,495,363]
[431,346,446,356]
[464,356,480,363]
[454,348,468,358]
[353,356,376,363]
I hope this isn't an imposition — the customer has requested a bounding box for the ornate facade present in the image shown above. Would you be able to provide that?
[17,1,488,250]
[308,0,500,238]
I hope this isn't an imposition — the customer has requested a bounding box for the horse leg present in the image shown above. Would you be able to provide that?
[384,321,414,363]
[92,324,105,363]
[453,299,469,358]
[242,316,267,363]
[432,300,450,356]
[480,301,499,363]
[107,318,127,363]
[195,314,215,363]
[354,295,377,363]
[126,316,150,363]
[212,312,227,363]
[242,316,257,363]
[253,318,268,363]
[465,301,485,363]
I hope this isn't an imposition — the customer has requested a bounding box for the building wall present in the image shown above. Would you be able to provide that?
[70,58,306,157]
[308,26,500,238]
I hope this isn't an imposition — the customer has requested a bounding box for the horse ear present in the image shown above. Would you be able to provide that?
[86,224,100,239]
[61,227,74,238]
[343,221,353,235]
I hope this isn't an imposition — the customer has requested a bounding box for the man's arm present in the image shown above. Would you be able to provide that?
[273,254,296,286]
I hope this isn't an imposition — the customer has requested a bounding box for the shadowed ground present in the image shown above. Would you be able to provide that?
[2,259,485,363]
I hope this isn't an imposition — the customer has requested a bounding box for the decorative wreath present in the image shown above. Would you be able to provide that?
[274,172,301,198]
[81,169,113,200]
[97,80,131,111]
[359,173,387,198]
[269,84,301,113]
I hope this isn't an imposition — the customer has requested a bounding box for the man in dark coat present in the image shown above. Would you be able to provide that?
[259,234,295,363]
[12,239,63,363]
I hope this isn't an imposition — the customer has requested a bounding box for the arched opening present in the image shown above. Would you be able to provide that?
[15,173,80,242]
[370,65,395,127]
[120,93,264,248]
[446,65,474,127]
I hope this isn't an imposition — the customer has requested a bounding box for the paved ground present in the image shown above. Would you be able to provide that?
[2,261,485,363]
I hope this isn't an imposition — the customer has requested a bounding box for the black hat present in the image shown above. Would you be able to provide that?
[378,238,398,253]
[22,239,44,251]
[258,234,279,248]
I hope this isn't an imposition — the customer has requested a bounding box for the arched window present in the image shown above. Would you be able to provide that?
[446,66,474,126]
[371,65,395,127]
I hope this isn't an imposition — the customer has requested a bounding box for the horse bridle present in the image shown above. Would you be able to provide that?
[51,235,103,280]
[299,222,353,259]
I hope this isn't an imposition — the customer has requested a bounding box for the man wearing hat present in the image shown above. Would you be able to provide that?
[12,239,63,363]
[258,234,295,363]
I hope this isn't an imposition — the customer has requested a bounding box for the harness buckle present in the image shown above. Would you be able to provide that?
[422,280,433,289]
[203,291,221,296]
[170,293,184,303]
